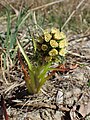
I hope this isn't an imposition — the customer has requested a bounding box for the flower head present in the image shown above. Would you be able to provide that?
[36,27,67,63]
[43,29,50,34]
[38,36,44,43]
[59,32,66,39]
[51,28,59,34]
[54,31,66,40]
[50,40,58,48]
[45,56,52,62]
[54,31,61,40]
[41,44,48,51]
[44,33,52,42]
[59,39,68,48]
[59,48,67,56]
[49,49,58,56]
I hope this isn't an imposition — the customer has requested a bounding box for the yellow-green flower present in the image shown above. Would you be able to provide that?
[54,31,66,40]
[59,32,66,39]
[59,39,68,48]
[50,40,58,48]
[43,29,50,34]
[44,33,52,42]
[59,48,67,56]
[49,49,58,56]
[54,31,61,40]
[51,28,59,34]
[38,36,44,43]
[45,56,52,62]
[41,44,48,51]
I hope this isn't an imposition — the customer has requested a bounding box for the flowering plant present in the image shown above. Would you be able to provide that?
[37,28,68,63]
[17,28,68,94]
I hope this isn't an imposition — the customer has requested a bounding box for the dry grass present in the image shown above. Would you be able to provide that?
[0,0,90,33]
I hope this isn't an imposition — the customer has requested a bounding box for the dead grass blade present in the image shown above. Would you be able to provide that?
[61,0,86,30]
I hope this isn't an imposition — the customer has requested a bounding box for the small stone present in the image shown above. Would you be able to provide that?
[56,90,63,104]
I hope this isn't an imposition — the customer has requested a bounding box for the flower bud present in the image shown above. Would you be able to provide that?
[50,40,58,48]
[41,44,48,51]
[59,48,67,56]
[54,31,66,40]
[51,28,59,34]
[45,56,52,62]
[49,49,58,56]
[59,39,68,48]
[44,33,52,42]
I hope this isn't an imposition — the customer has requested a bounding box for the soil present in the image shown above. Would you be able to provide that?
[0,32,90,120]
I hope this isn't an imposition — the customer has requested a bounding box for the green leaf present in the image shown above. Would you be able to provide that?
[17,39,32,71]
[6,10,11,49]
[28,69,36,93]
[19,11,32,28]
[38,62,51,80]
[10,11,23,49]
[32,37,37,52]
[88,80,90,87]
